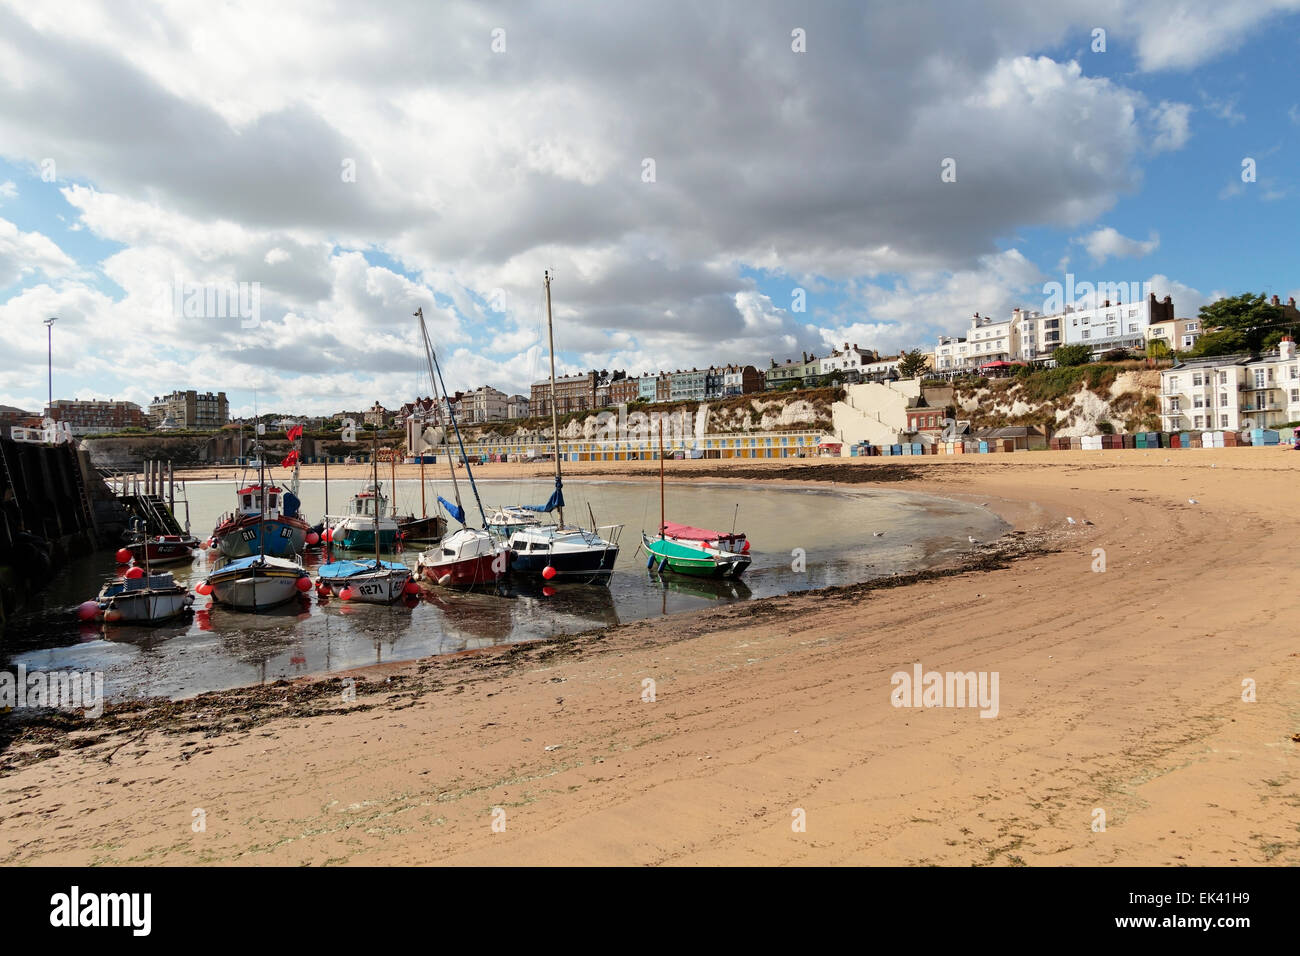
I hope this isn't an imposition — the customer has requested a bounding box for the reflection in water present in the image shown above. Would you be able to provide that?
[4,482,1007,701]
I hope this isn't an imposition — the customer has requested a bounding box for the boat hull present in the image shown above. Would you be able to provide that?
[127,537,198,565]
[209,570,304,610]
[322,569,411,603]
[105,590,194,623]
[213,515,310,559]
[509,547,618,581]
[644,533,751,578]
[419,553,502,589]
[333,526,400,551]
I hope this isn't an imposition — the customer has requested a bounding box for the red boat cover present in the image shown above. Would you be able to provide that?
[661,521,743,541]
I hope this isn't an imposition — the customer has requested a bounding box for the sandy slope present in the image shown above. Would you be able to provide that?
[3,450,1298,865]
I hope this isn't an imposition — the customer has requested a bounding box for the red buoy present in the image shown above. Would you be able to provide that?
[124,566,145,579]
[115,548,133,564]
[195,581,213,596]
[542,565,558,580]
[339,587,354,601]
[76,600,101,621]
[306,531,320,546]
[295,576,314,592]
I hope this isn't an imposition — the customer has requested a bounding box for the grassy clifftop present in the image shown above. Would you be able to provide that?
[951,363,1163,435]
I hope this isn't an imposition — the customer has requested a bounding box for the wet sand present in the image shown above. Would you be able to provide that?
[3,450,1298,865]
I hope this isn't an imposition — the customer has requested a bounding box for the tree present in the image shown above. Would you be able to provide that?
[896,349,928,379]
[1188,328,1248,358]
[1054,344,1091,366]
[1146,339,1171,361]
[1193,293,1284,355]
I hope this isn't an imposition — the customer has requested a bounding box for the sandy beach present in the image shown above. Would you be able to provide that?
[3,450,1298,865]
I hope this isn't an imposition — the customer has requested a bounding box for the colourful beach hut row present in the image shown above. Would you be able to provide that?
[467,432,822,462]
[1050,429,1282,450]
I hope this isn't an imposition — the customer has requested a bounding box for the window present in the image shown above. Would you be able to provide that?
[1168,398,1180,411]
[1220,393,1229,407]
[1292,389,1300,404]
[1219,371,1228,384]
[1194,416,1204,428]
[1168,376,1178,389]
[1193,396,1204,408]
[1192,373,1203,386]
[1128,324,1137,333]
[1291,365,1298,379]
[1255,369,1267,389]
[1186,322,1198,331]
[1082,330,1090,339]
[1221,415,1229,428]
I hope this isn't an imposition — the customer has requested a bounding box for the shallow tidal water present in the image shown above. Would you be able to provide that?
[4,477,1006,701]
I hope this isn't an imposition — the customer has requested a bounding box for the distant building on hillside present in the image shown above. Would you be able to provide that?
[506,394,530,419]
[148,390,228,429]
[462,385,508,422]
[46,399,149,435]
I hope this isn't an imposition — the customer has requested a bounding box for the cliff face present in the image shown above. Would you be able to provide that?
[466,388,839,442]
[952,366,1163,436]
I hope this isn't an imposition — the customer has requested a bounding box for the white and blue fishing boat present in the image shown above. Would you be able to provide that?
[316,558,412,603]
[316,433,414,604]
[506,272,622,583]
[199,554,311,610]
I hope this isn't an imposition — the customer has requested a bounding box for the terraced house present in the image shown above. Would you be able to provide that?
[1159,336,1300,432]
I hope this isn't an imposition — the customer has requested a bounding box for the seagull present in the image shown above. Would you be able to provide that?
[873,531,885,537]
[1188,498,1198,505]
[1066,517,1077,525]
[968,536,979,545]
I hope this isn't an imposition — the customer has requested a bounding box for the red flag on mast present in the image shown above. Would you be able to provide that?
[286,425,303,442]
[281,450,299,469]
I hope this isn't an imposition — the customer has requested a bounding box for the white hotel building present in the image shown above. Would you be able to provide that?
[1159,337,1300,432]
[936,293,1175,372]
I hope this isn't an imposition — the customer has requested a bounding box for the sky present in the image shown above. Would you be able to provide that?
[0,0,1296,419]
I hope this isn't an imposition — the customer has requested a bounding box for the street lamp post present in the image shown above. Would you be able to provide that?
[43,317,57,416]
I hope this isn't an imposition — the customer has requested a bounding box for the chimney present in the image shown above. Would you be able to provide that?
[1271,294,1280,306]
[1280,336,1295,361]
[1163,295,1171,304]
[1103,299,1110,307]
[1290,297,1296,308]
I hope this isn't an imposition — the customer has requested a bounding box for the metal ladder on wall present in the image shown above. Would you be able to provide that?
[67,446,96,531]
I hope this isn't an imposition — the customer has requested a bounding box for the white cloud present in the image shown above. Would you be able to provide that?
[1076,227,1160,265]
[1149,101,1192,151]
[0,217,76,285]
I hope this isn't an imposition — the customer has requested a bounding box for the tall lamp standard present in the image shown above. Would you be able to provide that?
[43,317,57,417]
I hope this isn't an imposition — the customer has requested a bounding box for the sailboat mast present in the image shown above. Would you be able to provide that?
[544,270,564,528]
[373,432,381,568]
[416,307,487,526]
[418,308,465,519]
[659,418,665,538]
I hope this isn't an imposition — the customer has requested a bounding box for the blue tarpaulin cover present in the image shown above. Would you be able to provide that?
[317,559,407,580]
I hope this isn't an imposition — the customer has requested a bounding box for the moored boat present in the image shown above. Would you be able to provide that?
[211,484,311,558]
[411,306,508,589]
[328,483,400,551]
[641,420,749,578]
[506,272,621,583]
[122,533,200,565]
[417,527,505,587]
[317,558,414,603]
[643,531,750,578]
[93,571,194,623]
[199,554,312,610]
